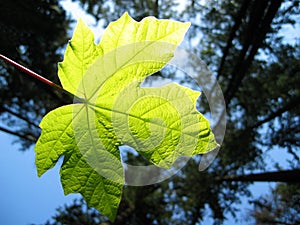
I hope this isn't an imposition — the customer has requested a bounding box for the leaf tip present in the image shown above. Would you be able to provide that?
[36,165,46,178]
[77,17,86,25]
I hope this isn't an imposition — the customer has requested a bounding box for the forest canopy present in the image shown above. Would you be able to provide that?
[0,0,299,224]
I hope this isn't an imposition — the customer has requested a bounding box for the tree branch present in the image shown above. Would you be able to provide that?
[217,169,300,183]
[0,126,37,143]
[224,0,283,106]
[217,0,251,79]
[249,95,300,130]
[0,105,40,128]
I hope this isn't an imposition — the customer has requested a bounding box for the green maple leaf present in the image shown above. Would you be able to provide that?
[35,12,218,221]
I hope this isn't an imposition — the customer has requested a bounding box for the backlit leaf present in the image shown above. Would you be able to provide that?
[35,12,218,221]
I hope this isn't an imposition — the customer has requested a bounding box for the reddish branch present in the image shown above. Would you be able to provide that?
[0,54,63,90]
[0,54,76,99]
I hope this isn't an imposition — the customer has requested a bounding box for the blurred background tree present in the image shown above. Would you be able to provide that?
[1,0,299,224]
[0,0,71,149]
[249,182,300,225]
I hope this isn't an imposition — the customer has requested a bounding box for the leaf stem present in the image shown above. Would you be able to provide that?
[0,54,82,101]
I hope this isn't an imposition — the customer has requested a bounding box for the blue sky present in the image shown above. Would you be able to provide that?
[0,132,80,225]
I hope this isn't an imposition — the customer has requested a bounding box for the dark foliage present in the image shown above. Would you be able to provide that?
[0,0,71,149]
